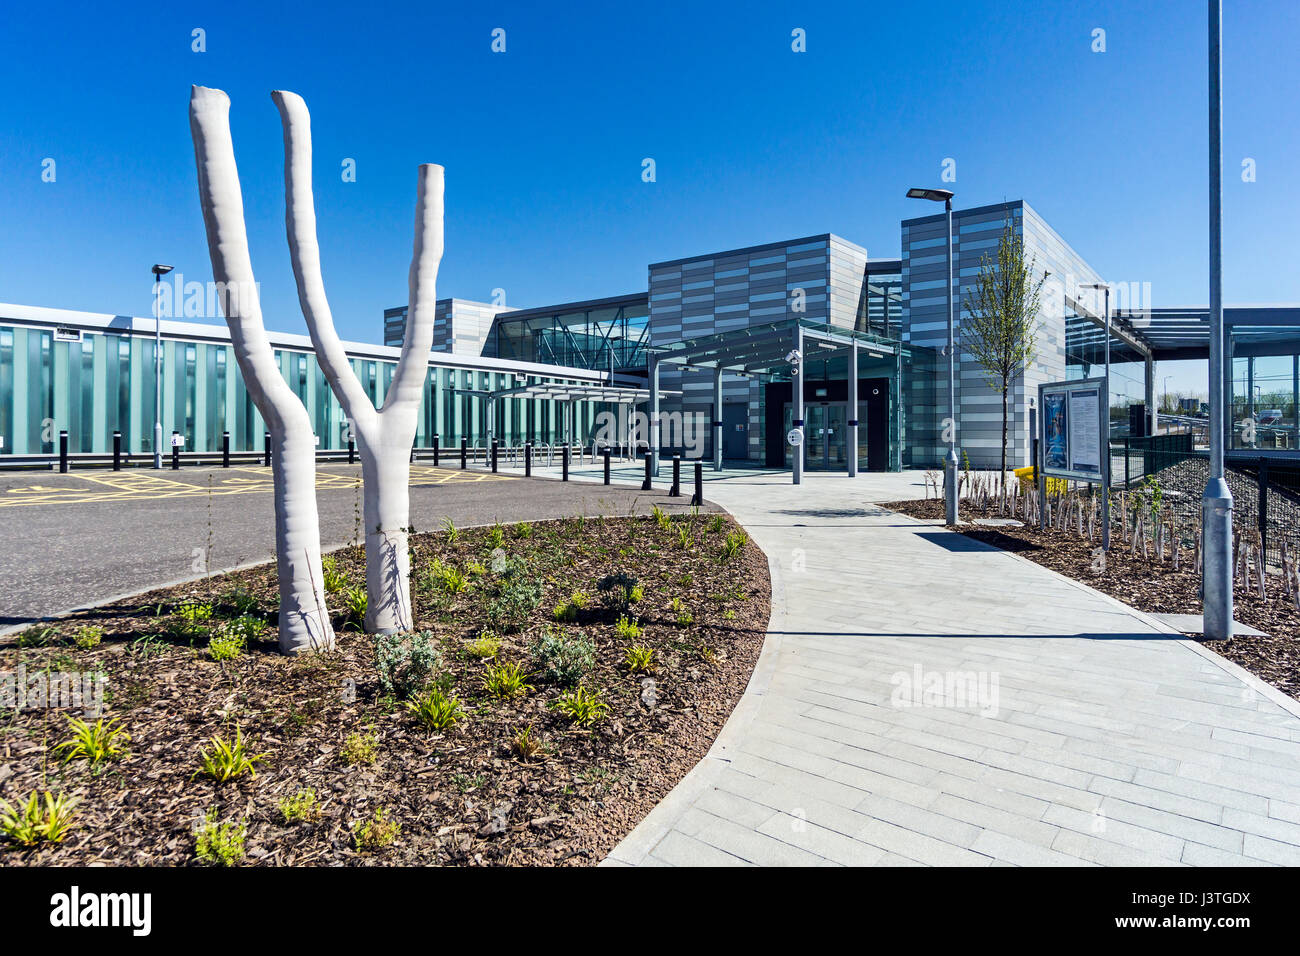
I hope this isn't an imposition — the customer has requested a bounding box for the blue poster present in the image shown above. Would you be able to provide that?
[1044,393,1067,470]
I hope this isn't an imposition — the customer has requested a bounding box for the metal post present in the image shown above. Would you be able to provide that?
[562,445,570,481]
[222,431,230,468]
[433,433,440,467]
[1145,353,1157,437]
[848,341,860,478]
[153,301,163,470]
[171,431,180,471]
[1034,405,1046,532]
[691,459,703,506]
[1203,0,1234,639]
[348,437,355,464]
[642,450,652,490]
[525,441,532,477]
[712,365,723,472]
[112,431,122,471]
[491,438,499,473]
[58,430,68,473]
[649,356,661,478]
[1103,286,1112,551]
[603,448,611,484]
[1293,354,1298,449]
[944,197,959,525]
[670,455,681,497]
[793,326,805,486]
[460,437,467,470]
[263,431,271,467]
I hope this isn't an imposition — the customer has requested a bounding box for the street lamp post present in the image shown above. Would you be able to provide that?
[1203,0,1233,640]
[907,187,958,525]
[151,264,174,469]
[1082,283,1112,550]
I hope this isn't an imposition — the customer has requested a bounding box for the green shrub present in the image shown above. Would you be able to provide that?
[465,630,501,659]
[707,514,726,534]
[72,625,103,650]
[168,600,214,638]
[614,614,642,641]
[483,661,532,699]
[514,522,534,540]
[219,586,261,616]
[510,725,545,760]
[342,587,368,629]
[321,556,349,594]
[551,686,608,727]
[528,628,596,686]
[486,524,505,549]
[651,504,671,531]
[341,731,378,766]
[54,715,130,766]
[486,561,543,630]
[207,626,246,662]
[623,644,656,675]
[194,727,266,783]
[374,630,443,699]
[278,788,321,824]
[441,516,460,544]
[676,526,693,550]
[720,530,748,561]
[552,590,590,622]
[435,564,468,594]
[407,687,465,731]
[352,808,400,851]
[195,809,245,866]
[0,791,78,846]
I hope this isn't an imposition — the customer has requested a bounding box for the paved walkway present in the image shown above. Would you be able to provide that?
[591,468,1300,867]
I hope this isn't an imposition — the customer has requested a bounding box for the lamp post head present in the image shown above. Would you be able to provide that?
[152,264,174,277]
[906,187,954,203]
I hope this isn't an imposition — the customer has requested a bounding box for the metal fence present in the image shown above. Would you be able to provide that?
[1113,435,1300,569]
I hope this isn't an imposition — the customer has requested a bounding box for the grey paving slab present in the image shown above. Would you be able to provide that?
[593,471,1300,867]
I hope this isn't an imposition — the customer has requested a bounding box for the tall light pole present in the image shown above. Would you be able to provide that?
[1081,283,1111,550]
[151,264,174,469]
[1203,0,1233,639]
[907,187,958,524]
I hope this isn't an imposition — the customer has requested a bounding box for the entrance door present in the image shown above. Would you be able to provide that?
[804,404,846,471]
[722,403,748,460]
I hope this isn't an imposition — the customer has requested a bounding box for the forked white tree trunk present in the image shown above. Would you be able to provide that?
[189,86,336,655]
[273,90,443,635]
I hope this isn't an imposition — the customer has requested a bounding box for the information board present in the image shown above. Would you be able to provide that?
[1038,377,1107,483]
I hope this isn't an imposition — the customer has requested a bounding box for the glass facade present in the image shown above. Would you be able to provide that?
[488,295,649,371]
[0,322,612,457]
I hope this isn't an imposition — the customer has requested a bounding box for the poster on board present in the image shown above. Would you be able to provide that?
[1038,377,1106,483]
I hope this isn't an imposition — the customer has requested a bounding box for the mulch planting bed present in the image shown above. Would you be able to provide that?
[0,511,769,866]
[884,497,1300,702]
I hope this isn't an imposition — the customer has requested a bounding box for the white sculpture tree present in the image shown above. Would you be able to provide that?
[189,85,335,655]
[273,90,443,635]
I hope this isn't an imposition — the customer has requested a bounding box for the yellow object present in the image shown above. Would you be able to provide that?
[1014,465,1067,495]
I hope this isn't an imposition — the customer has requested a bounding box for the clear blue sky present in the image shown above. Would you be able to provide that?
[1,0,1296,395]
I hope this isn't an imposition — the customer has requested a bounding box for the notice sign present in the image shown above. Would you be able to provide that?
[1038,377,1106,483]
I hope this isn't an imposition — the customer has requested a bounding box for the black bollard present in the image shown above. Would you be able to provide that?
[603,448,611,485]
[460,437,468,469]
[264,432,271,467]
[222,431,230,468]
[491,439,499,473]
[691,459,703,506]
[670,455,681,497]
[642,450,652,491]
[562,445,570,481]
[525,441,532,477]
[171,431,181,471]
[112,431,122,471]
[433,434,440,467]
[59,430,69,473]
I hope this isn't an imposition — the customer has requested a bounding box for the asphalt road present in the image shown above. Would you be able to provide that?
[0,463,715,626]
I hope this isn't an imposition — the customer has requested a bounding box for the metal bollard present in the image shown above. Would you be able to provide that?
[460,437,468,469]
[347,437,355,465]
[264,432,272,467]
[171,431,181,471]
[642,450,652,491]
[670,455,681,497]
[562,445,570,481]
[433,434,440,467]
[112,431,122,471]
[691,459,703,506]
[59,430,69,473]
[491,439,499,473]
[525,441,532,477]
[222,431,230,468]
[603,448,611,485]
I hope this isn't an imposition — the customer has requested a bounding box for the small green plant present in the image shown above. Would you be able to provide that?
[219,586,261,616]
[352,809,401,851]
[486,524,505,549]
[552,590,589,622]
[510,725,545,760]
[168,599,214,638]
[207,626,246,662]
[374,630,444,699]
[321,556,349,593]
[72,625,103,650]
[720,530,748,561]
[676,526,693,550]
[194,727,266,783]
[514,522,534,539]
[195,809,245,866]
[341,731,379,766]
[482,661,532,699]
[707,514,726,534]
[17,625,59,647]
[406,686,465,731]
[486,564,544,630]
[614,614,642,641]
[651,504,672,531]
[528,628,596,686]
[278,788,322,824]
[466,560,487,577]
[128,634,169,659]
[552,686,609,727]
[341,587,368,629]
[436,564,468,594]
[54,715,131,767]
[466,631,500,660]
[0,791,78,846]
[722,608,736,620]
[624,644,656,675]
[629,584,645,603]
[441,516,460,543]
